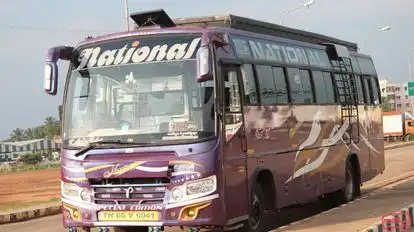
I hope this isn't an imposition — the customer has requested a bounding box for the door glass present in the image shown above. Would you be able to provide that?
[223,67,243,142]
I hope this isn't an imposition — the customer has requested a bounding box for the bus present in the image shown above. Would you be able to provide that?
[43,9,385,232]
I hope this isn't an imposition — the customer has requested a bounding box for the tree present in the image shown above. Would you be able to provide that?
[8,128,26,142]
[5,116,61,142]
[43,117,61,139]
[381,97,392,112]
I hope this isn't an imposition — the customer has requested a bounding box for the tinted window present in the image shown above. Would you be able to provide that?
[272,67,288,104]
[358,57,376,75]
[240,64,258,105]
[300,70,314,104]
[322,72,335,103]
[287,68,314,104]
[362,77,373,104]
[313,71,335,104]
[355,75,365,104]
[370,76,380,104]
[256,65,277,104]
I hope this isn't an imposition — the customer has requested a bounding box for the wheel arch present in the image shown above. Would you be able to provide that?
[346,152,362,195]
[250,167,276,210]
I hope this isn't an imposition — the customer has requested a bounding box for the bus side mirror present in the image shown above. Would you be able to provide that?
[196,46,213,83]
[44,46,74,95]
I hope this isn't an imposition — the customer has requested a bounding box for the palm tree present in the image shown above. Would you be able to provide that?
[8,128,26,142]
[43,117,61,139]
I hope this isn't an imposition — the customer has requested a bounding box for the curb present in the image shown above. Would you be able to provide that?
[384,141,414,151]
[0,203,61,225]
[0,142,413,226]
[364,204,414,232]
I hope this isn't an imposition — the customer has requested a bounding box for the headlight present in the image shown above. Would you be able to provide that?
[61,182,92,203]
[169,175,217,203]
[171,188,184,201]
[80,189,92,202]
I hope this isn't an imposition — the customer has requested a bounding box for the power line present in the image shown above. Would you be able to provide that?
[0,24,120,33]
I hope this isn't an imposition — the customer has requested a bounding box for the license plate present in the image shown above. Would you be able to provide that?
[98,211,159,221]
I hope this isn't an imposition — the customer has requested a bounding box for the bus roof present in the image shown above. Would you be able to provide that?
[79,10,365,58]
[171,14,359,52]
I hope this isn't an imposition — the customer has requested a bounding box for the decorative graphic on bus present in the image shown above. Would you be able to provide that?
[75,37,201,70]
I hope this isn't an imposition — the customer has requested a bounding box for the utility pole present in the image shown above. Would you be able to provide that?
[124,0,130,31]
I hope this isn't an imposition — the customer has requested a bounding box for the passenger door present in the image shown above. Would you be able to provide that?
[221,64,249,224]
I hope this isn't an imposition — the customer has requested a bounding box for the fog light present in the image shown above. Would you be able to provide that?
[178,201,211,221]
[188,210,195,217]
[83,212,91,220]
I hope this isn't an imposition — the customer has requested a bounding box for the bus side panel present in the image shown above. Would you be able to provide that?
[243,105,356,208]
[243,105,300,208]
[367,106,385,180]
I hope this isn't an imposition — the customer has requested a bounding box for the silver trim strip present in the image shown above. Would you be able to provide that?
[226,215,248,225]
[165,194,219,209]
[91,183,168,187]
[224,224,244,231]
[62,198,94,210]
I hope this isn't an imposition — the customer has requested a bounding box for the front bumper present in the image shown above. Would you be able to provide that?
[62,193,222,228]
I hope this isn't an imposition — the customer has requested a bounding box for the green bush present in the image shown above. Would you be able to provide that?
[20,152,43,165]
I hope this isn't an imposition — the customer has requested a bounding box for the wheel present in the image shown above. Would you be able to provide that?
[326,160,360,206]
[240,183,266,232]
[114,226,149,232]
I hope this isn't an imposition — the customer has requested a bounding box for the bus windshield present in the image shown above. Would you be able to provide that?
[62,36,215,148]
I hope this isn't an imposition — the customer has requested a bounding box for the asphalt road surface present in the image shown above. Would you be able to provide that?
[1,145,414,232]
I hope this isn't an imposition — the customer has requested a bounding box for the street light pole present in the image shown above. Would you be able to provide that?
[360,25,392,51]
[124,0,130,31]
[280,0,315,25]
[408,49,414,116]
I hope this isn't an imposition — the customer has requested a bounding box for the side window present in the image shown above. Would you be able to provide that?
[287,68,303,103]
[322,72,335,103]
[370,76,380,104]
[255,65,277,105]
[313,71,335,104]
[287,68,313,104]
[355,75,365,104]
[240,64,258,105]
[223,66,243,142]
[300,70,314,104]
[272,67,288,104]
[362,77,373,104]
[223,68,241,113]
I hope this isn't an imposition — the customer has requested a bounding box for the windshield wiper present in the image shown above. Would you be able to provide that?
[74,140,153,157]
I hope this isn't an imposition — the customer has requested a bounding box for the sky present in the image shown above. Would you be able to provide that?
[0,0,412,140]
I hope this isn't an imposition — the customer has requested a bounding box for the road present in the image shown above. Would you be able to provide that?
[1,145,414,232]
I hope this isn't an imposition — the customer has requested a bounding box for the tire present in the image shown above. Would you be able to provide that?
[240,183,266,232]
[114,226,149,232]
[327,160,360,206]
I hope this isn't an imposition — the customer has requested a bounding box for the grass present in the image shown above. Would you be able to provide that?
[0,197,61,212]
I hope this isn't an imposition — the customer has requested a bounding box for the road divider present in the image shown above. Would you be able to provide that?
[364,204,414,232]
[0,142,413,226]
[0,203,61,225]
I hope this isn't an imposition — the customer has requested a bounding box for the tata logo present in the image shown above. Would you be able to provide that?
[123,187,134,199]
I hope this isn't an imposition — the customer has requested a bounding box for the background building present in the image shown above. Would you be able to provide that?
[379,79,414,113]
[0,138,60,162]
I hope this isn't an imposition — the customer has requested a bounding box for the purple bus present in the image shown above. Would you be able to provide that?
[43,9,385,232]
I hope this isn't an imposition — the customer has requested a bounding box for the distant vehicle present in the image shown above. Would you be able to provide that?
[383,111,414,141]
[43,9,384,232]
